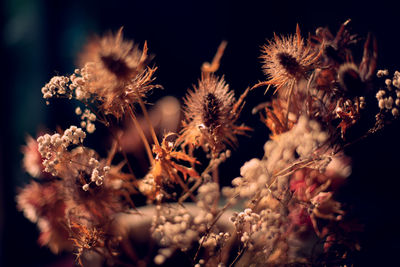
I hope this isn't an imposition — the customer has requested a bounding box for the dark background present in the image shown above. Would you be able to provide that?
[2,0,400,266]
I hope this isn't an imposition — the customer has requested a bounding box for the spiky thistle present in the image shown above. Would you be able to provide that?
[79,27,147,86]
[75,28,159,119]
[256,25,321,96]
[179,74,250,155]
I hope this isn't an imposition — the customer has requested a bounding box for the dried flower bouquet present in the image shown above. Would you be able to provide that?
[17,21,399,266]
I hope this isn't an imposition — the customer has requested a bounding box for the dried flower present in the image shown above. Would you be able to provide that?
[79,28,146,81]
[148,132,199,199]
[180,74,250,155]
[77,27,159,118]
[17,21,400,267]
[22,135,44,178]
[257,25,321,95]
[36,126,86,176]
[42,28,160,120]
[16,181,71,253]
[69,222,106,266]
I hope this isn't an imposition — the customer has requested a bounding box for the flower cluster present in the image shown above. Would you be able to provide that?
[37,126,86,176]
[41,28,159,122]
[18,127,136,264]
[376,70,400,117]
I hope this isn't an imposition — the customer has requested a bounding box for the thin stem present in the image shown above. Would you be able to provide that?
[174,174,197,202]
[120,148,138,180]
[178,177,203,203]
[221,231,237,265]
[212,166,220,210]
[229,245,247,267]
[285,82,294,128]
[109,132,138,181]
[193,193,240,263]
[127,105,154,166]
[212,164,219,185]
[136,94,160,148]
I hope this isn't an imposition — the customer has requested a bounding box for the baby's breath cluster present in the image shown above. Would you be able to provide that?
[151,183,224,263]
[75,107,97,133]
[231,208,286,261]
[41,76,71,100]
[41,28,159,122]
[224,116,329,202]
[196,182,220,211]
[376,70,400,117]
[82,158,111,191]
[199,231,230,250]
[151,205,201,252]
[37,126,86,176]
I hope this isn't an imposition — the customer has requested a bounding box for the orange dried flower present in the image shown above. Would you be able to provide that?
[146,132,199,199]
[179,74,250,155]
[69,222,105,266]
[257,99,296,138]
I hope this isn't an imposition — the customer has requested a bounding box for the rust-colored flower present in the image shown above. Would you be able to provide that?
[16,181,72,253]
[22,135,44,178]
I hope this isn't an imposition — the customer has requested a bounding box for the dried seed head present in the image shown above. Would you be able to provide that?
[75,28,159,119]
[276,52,302,77]
[203,92,223,129]
[79,27,145,82]
[259,25,321,94]
[179,75,248,154]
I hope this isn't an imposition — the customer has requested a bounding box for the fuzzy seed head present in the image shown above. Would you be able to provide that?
[75,28,159,119]
[180,75,245,154]
[260,25,321,94]
[79,27,144,81]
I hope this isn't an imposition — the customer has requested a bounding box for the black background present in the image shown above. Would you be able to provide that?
[2,0,400,266]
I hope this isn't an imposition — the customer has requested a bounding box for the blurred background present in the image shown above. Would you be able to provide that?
[1,0,400,266]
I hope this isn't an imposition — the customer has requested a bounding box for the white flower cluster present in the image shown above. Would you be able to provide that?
[137,173,159,202]
[264,116,328,171]
[196,182,220,212]
[69,67,91,101]
[82,158,110,191]
[224,117,328,200]
[37,126,86,175]
[41,76,70,100]
[41,67,93,104]
[152,205,200,250]
[391,70,400,88]
[75,107,97,133]
[230,208,284,252]
[376,70,400,116]
[377,69,389,78]
[224,158,270,199]
[199,231,230,249]
[151,198,229,265]
[195,182,231,251]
